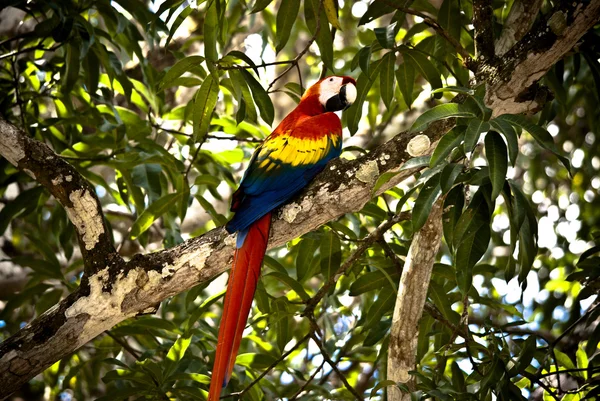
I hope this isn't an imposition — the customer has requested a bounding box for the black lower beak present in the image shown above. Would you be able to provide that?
[325,85,350,112]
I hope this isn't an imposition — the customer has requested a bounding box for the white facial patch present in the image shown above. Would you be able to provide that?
[318,76,345,106]
[344,83,357,104]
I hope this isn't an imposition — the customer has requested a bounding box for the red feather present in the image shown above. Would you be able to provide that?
[207,212,271,401]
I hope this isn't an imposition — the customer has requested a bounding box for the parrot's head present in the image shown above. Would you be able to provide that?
[301,76,357,114]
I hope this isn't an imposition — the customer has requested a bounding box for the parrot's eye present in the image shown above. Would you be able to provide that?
[329,78,334,82]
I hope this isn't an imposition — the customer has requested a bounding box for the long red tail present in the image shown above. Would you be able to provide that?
[208,212,271,401]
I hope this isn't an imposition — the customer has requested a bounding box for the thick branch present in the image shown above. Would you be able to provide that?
[484,0,600,116]
[387,198,444,401]
[472,0,495,62]
[0,118,120,277]
[494,0,544,56]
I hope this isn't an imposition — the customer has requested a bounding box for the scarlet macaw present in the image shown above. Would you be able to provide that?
[208,75,357,400]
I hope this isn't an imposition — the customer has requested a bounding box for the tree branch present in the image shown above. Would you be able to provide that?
[494,0,544,56]
[472,0,495,62]
[387,198,444,401]
[0,117,121,278]
[484,0,600,116]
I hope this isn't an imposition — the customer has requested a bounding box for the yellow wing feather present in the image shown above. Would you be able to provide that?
[258,133,338,167]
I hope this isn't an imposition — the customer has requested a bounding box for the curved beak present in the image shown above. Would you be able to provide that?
[325,82,357,112]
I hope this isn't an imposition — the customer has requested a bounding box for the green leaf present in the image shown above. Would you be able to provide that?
[374,22,397,49]
[346,64,382,135]
[276,0,301,53]
[323,0,342,29]
[484,131,508,201]
[489,118,519,166]
[443,185,464,251]
[509,181,529,236]
[357,45,373,76]
[63,42,81,94]
[166,334,192,364]
[430,126,464,167]
[428,281,460,324]
[453,189,491,293]
[554,349,576,371]
[430,86,475,96]
[227,50,259,75]
[455,224,490,294]
[349,268,401,296]
[464,118,490,152]
[576,345,589,380]
[130,192,183,239]
[84,50,100,94]
[496,114,570,172]
[196,195,227,226]
[265,272,310,301]
[320,231,341,280]
[518,208,538,283]
[399,47,443,95]
[358,0,395,25]
[240,70,274,126]
[203,2,218,63]
[230,69,258,123]
[364,289,396,329]
[272,297,292,353]
[192,75,219,142]
[440,163,464,194]
[305,0,334,70]
[380,52,396,109]
[159,55,205,90]
[296,236,320,281]
[251,0,273,13]
[451,361,466,392]
[0,186,45,235]
[436,0,461,55]
[128,318,178,332]
[131,163,162,203]
[397,158,429,174]
[510,336,537,375]
[396,61,415,108]
[194,174,221,187]
[370,380,399,399]
[412,173,442,231]
[410,103,476,132]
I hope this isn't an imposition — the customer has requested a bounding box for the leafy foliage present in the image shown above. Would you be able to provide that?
[1,0,599,400]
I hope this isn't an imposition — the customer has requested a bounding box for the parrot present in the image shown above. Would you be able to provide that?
[207,75,357,401]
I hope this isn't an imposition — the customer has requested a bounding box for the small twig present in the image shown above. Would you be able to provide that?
[152,123,263,143]
[288,359,326,400]
[309,333,364,401]
[218,59,299,70]
[377,239,404,272]
[227,333,311,399]
[521,370,559,400]
[105,331,142,360]
[538,366,600,379]
[0,42,64,61]
[381,0,472,64]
